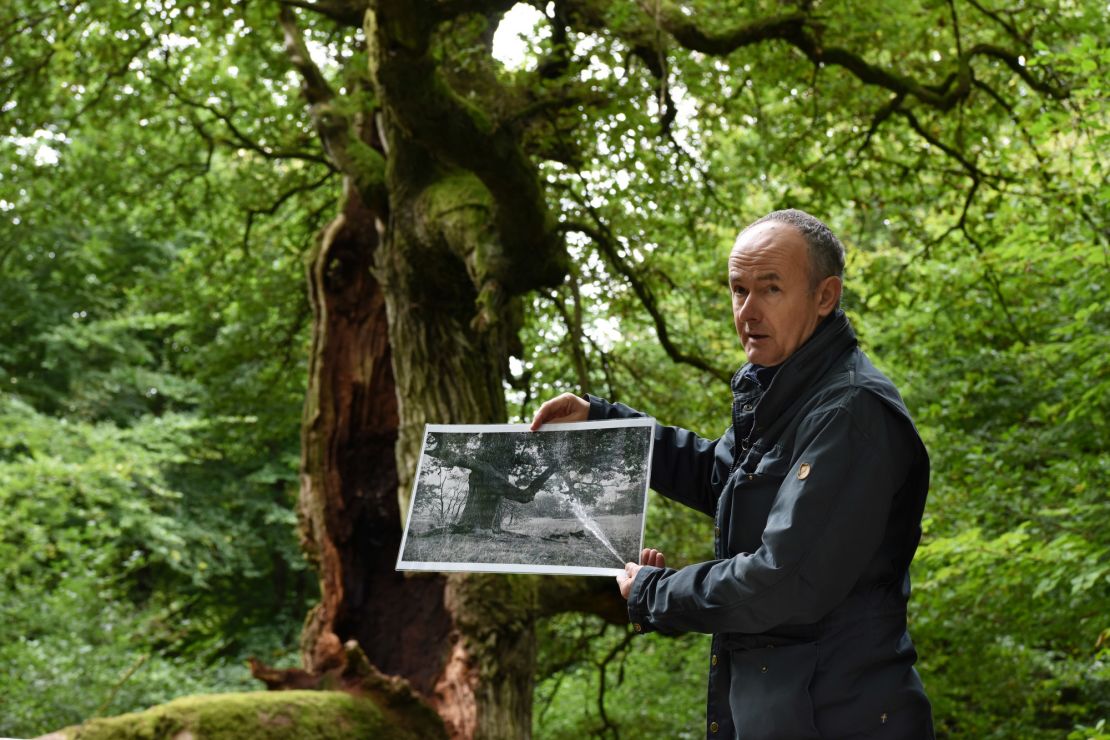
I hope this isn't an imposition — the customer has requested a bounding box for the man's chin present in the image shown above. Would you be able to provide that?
[744,342,774,365]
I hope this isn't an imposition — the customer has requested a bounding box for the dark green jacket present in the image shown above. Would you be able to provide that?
[587,312,934,739]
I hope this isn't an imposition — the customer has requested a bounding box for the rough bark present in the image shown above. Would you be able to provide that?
[266,4,628,738]
[293,166,457,693]
[366,100,539,734]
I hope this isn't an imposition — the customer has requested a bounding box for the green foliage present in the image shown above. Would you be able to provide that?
[0,392,312,734]
[1,36,320,727]
[534,615,708,739]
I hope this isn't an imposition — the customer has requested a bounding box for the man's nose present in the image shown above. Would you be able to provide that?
[737,294,759,322]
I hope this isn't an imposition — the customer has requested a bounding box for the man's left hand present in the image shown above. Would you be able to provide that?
[617,548,665,600]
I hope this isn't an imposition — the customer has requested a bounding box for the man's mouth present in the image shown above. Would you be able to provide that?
[747,333,769,342]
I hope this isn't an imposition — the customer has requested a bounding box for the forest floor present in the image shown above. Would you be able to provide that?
[402,513,640,569]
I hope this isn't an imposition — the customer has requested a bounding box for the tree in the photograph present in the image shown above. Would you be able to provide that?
[424,434,558,532]
[545,427,649,509]
[413,463,468,530]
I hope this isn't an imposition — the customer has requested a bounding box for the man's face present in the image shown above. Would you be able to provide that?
[728,221,841,367]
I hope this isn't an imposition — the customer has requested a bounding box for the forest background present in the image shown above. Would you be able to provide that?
[0,0,1107,737]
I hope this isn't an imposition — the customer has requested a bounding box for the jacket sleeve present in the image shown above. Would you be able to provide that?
[627,389,916,635]
[586,394,726,518]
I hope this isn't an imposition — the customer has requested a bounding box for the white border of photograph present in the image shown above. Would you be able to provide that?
[396,418,655,577]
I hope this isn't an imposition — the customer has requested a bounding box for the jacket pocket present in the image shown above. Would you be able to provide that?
[752,444,791,476]
[727,445,792,554]
[728,641,821,740]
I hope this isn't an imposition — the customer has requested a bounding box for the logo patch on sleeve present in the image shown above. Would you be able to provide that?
[797,462,812,480]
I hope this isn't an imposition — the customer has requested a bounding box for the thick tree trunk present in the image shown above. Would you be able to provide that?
[453,463,555,533]
[271,126,545,738]
[454,488,505,532]
[295,178,454,694]
[370,120,540,738]
[267,7,626,737]
[274,163,625,736]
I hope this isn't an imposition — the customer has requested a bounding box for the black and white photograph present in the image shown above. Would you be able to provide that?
[397,419,654,576]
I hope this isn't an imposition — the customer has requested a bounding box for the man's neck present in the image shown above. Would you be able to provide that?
[750,312,838,381]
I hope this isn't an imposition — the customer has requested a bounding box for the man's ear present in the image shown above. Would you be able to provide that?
[816,275,842,317]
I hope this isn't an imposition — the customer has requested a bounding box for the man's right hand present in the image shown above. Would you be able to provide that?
[617,548,666,600]
[530,392,590,431]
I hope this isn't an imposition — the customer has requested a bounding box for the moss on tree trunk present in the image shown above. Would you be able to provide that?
[47,690,444,740]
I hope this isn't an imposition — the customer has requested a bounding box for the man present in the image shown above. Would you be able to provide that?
[531,210,934,738]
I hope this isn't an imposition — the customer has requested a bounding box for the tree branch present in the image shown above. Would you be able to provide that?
[964,0,1026,44]
[152,74,335,169]
[559,213,731,386]
[896,108,986,180]
[276,0,367,27]
[0,6,62,49]
[585,333,619,401]
[280,5,386,207]
[855,93,904,158]
[642,4,808,56]
[953,178,1031,345]
[242,170,338,253]
[547,282,591,394]
[964,43,1067,98]
[971,78,1047,168]
[595,628,635,738]
[639,2,1067,110]
[280,6,338,106]
[641,46,676,135]
[434,0,517,19]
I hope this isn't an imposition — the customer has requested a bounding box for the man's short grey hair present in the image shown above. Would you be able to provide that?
[746,209,845,288]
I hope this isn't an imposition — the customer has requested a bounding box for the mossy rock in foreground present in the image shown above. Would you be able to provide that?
[48,690,444,740]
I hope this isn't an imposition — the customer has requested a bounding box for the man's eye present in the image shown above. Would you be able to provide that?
[767,286,781,294]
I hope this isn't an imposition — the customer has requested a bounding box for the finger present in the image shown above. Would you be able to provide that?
[656,551,666,569]
[531,395,569,431]
[640,548,651,565]
[529,401,552,431]
[535,393,589,430]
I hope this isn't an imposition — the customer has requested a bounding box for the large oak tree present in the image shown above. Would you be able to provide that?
[3,0,1103,736]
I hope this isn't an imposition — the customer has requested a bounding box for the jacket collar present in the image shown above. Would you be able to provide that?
[732,310,858,432]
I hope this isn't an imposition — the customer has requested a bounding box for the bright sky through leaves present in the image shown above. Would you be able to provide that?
[492,3,548,70]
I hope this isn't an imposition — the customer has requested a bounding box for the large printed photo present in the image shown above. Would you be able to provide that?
[397,419,654,576]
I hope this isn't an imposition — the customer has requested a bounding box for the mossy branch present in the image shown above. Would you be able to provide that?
[367,0,566,294]
[281,5,387,209]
